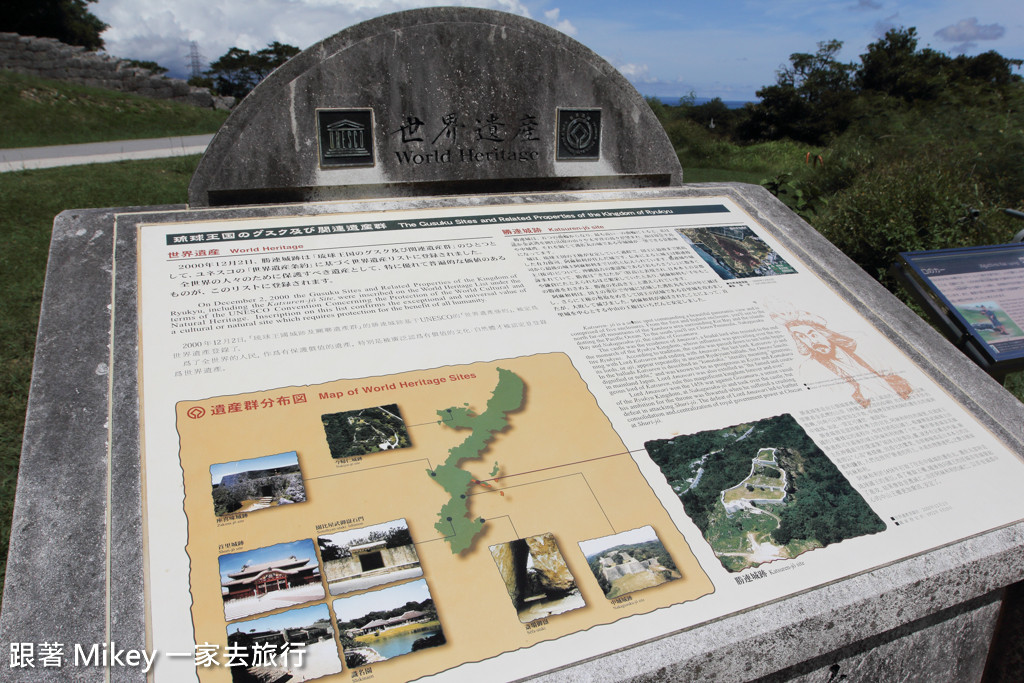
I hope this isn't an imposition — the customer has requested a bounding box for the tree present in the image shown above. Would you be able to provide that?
[205,41,300,98]
[0,0,107,50]
[856,28,942,101]
[857,28,1022,102]
[741,40,855,144]
[124,59,168,75]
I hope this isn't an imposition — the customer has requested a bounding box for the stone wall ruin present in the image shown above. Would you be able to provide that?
[0,33,232,109]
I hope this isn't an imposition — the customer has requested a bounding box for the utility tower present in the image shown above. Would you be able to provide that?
[188,41,204,79]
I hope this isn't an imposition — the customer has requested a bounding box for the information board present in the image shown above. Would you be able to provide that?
[900,244,1024,364]
[137,197,1024,683]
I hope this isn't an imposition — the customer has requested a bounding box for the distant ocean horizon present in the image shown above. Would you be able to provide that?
[648,96,753,109]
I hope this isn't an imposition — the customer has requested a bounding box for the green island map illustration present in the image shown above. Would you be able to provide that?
[427,368,525,553]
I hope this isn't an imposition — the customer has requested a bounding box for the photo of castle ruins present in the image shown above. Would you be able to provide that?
[646,413,886,572]
[321,404,411,458]
[489,532,585,623]
[318,519,423,596]
[210,451,307,517]
[579,526,681,599]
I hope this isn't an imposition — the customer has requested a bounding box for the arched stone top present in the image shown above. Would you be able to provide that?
[188,7,681,207]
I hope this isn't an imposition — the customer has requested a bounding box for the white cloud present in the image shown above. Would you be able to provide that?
[91,0,536,78]
[935,18,1005,43]
[543,8,578,36]
[615,62,652,81]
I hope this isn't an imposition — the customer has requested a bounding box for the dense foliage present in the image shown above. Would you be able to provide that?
[652,26,1024,302]
[318,525,414,560]
[321,404,410,458]
[199,41,300,99]
[740,28,1022,146]
[0,0,107,50]
[645,415,886,548]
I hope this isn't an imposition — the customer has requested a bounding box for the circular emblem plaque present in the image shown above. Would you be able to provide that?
[557,109,601,160]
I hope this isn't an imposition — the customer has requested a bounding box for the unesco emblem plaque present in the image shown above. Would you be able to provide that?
[556,108,601,160]
[317,108,375,168]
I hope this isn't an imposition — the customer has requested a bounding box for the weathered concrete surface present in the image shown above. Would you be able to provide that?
[188,8,681,206]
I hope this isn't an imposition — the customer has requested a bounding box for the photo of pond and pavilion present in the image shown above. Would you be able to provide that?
[333,578,446,668]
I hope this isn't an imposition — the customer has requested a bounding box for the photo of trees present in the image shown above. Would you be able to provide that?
[645,413,885,572]
[321,404,411,459]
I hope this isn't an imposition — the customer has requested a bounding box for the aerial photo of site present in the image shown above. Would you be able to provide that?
[678,226,796,279]
[321,403,411,458]
[645,414,885,572]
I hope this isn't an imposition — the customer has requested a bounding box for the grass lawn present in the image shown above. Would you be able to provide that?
[0,71,227,148]
[0,155,199,604]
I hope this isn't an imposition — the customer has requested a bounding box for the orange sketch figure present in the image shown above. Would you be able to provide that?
[774,312,912,408]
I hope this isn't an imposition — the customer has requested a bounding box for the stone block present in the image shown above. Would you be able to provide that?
[189,7,680,206]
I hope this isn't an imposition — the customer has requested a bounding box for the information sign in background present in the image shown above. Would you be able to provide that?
[902,244,1024,363]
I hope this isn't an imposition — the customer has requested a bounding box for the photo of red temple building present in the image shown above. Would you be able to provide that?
[222,555,320,601]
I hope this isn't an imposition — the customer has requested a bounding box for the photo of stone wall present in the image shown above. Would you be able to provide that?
[210,451,306,517]
[579,526,681,599]
[318,519,423,595]
[489,532,585,623]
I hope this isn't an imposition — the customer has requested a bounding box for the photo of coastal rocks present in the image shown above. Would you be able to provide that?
[645,413,885,572]
[579,526,681,599]
[489,532,585,623]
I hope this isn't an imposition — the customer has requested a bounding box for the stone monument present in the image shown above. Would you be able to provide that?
[2,8,1023,683]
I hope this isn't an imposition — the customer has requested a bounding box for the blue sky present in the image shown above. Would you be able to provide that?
[333,577,433,621]
[210,450,298,485]
[229,602,331,633]
[578,525,660,558]
[218,538,318,581]
[91,1,1023,101]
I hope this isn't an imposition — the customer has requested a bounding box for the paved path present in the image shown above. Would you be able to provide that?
[0,133,214,173]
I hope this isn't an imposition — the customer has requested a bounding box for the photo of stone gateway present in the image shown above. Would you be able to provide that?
[318,518,423,595]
